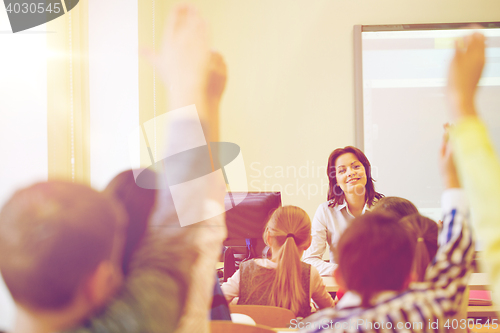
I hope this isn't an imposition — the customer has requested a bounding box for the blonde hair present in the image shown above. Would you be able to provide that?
[247,205,311,315]
[399,214,438,281]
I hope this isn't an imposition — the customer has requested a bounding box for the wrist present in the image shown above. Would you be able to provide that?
[168,90,206,113]
[450,96,477,120]
[443,175,461,189]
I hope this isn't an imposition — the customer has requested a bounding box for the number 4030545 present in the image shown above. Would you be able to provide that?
[6,2,62,14]
[444,319,498,330]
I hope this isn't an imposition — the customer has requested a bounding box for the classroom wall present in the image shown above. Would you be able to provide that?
[1,1,499,330]
[180,0,500,219]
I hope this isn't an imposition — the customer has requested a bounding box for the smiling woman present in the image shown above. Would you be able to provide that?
[302,146,384,276]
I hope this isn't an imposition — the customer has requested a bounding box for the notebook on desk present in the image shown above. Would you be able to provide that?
[469,290,492,306]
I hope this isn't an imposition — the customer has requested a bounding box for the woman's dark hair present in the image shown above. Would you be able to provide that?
[327,146,383,208]
[335,212,415,308]
[104,169,157,274]
[399,214,438,282]
[372,197,419,220]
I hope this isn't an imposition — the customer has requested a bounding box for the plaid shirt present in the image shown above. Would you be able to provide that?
[297,189,473,333]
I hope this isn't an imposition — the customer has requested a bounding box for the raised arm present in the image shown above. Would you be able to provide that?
[143,6,227,333]
[64,5,227,333]
[447,32,500,307]
[422,126,474,316]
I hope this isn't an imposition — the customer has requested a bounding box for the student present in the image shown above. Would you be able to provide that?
[104,168,231,321]
[399,214,438,282]
[66,5,228,333]
[0,5,227,333]
[221,206,335,317]
[446,32,500,307]
[303,147,384,276]
[371,197,438,282]
[296,134,473,332]
[0,182,127,333]
[336,199,434,301]
[372,196,419,220]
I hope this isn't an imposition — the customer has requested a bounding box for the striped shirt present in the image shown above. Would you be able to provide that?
[296,189,473,333]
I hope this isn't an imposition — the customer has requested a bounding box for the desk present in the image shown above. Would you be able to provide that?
[470,273,490,291]
[465,273,495,318]
[468,306,499,317]
[219,263,490,298]
[320,273,490,294]
[321,276,339,292]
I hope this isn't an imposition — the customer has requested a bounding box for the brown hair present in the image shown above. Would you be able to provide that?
[0,181,125,310]
[327,146,383,208]
[372,196,419,220]
[248,206,311,315]
[335,211,415,308]
[104,169,156,274]
[399,214,438,282]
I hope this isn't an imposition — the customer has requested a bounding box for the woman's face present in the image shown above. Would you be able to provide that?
[334,153,367,195]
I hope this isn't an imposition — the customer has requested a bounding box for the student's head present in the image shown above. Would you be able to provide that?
[264,205,312,252]
[327,146,382,207]
[0,181,126,321]
[334,211,415,308]
[104,169,157,274]
[399,214,438,282]
[372,196,419,220]
[253,206,311,314]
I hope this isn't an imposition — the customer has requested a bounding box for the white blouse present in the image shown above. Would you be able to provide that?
[302,201,371,276]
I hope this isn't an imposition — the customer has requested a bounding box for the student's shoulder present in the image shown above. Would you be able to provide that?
[240,258,265,270]
[308,264,323,282]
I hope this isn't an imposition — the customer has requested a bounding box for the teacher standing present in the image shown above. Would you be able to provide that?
[302,146,383,276]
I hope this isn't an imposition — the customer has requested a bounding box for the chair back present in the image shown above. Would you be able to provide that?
[229,304,296,328]
[210,321,275,333]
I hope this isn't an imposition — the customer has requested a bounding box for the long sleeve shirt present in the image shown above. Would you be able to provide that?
[451,116,500,308]
[296,189,474,333]
[302,201,371,276]
[65,105,227,333]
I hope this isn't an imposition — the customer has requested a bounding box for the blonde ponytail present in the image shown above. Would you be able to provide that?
[269,235,306,314]
[246,206,311,315]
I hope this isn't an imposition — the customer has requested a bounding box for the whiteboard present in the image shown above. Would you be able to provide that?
[354,23,500,223]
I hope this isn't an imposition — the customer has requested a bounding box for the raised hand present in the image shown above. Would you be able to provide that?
[143,4,211,113]
[206,52,227,109]
[439,124,460,189]
[447,32,486,120]
[205,51,227,141]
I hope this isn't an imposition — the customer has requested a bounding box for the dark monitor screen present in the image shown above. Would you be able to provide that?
[224,192,282,240]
